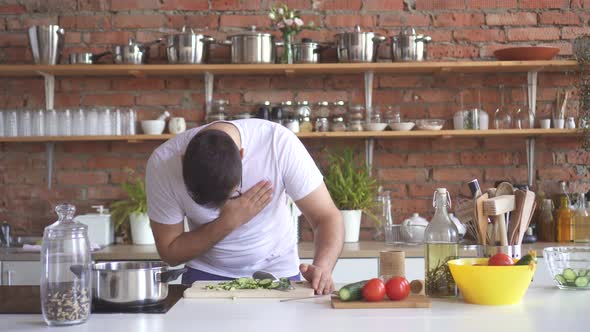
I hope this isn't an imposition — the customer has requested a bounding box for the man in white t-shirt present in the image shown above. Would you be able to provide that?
[146,119,344,294]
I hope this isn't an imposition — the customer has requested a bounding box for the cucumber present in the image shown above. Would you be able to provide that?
[515,251,537,266]
[555,274,566,285]
[578,269,589,277]
[574,276,589,288]
[338,280,368,302]
[258,279,272,287]
[563,268,577,281]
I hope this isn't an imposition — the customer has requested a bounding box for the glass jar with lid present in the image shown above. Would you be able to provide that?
[256,101,271,120]
[296,101,313,133]
[207,99,229,123]
[316,101,331,118]
[384,106,401,125]
[331,116,347,132]
[41,204,92,326]
[348,104,365,131]
[332,100,347,118]
[315,117,330,132]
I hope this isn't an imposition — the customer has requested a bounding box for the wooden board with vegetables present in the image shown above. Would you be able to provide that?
[331,295,432,309]
[183,278,315,299]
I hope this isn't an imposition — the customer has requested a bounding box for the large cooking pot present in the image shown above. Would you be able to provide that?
[390,27,431,62]
[112,39,161,64]
[335,25,385,63]
[91,261,186,306]
[166,26,215,64]
[224,26,280,64]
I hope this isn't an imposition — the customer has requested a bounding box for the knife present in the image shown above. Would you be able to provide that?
[252,270,295,290]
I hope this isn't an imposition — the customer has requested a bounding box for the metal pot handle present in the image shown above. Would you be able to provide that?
[372,35,386,63]
[69,263,94,278]
[218,39,233,46]
[158,267,188,283]
[91,51,111,63]
[202,36,216,43]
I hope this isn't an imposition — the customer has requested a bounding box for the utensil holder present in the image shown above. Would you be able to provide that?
[379,250,405,279]
[477,245,522,259]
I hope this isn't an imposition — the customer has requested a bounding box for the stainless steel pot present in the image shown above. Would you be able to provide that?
[335,25,385,63]
[68,51,110,64]
[113,39,161,65]
[224,26,279,64]
[391,27,431,62]
[91,261,186,306]
[166,26,215,64]
[28,25,65,65]
[292,39,324,64]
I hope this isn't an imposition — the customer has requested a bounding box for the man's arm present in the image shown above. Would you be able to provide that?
[151,180,273,266]
[295,182,344,295]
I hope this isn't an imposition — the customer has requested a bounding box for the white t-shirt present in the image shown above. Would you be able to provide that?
[146,119,323,278]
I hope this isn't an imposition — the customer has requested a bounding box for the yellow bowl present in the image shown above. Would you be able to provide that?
[448,258,536,306]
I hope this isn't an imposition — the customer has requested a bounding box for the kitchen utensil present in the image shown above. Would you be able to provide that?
[68,52,110,64]
[516,191,536,245]
[390,27,431,62]
[292,38,324,64]
[379,250,406,278]
[166,26,215,64]
[483,195,515,246]
[493,46,559,61]
[113,38,161,64]
[544,246,590,290]
[478,245,522,259]
[331,294,431,309]
[28,25,65,65]
[448,258,535,305]
[184,281,314,298]
[335,25,385,63]
[252,271,295,290]
[223,26,280,64]
[73,205,114,247]
[509,190,525,245]
[475,193,489,245]
[92,261,186,306]
[141,120,165,135]
[279,294,331,302]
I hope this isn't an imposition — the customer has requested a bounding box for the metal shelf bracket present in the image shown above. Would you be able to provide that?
[365,138,375,176]
[525,138,535,189]
[364,71,375,175]
[526,71,538,188]
[40,72,56,190]
[204,72,214,116]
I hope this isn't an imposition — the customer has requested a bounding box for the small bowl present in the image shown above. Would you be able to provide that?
[363,123,388,131]
[448,258,535,305]
[415,119,445,131]
[493,46,559,61]
[141,120,166,135]
[390,122,415,131]
[544,247,590,290]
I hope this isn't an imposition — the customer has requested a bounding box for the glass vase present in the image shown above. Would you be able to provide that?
[281,32,294,64]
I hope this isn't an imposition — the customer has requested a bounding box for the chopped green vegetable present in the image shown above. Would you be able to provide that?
[204,277,291,291]
[563,268,577,281]
[553,269,590,288]
[555,274,566,285]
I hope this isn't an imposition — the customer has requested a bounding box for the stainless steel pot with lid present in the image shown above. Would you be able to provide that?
[335,25,385,63]
[72,261,187,306]
[166,26,215,64]
[390,27,431,62]
[292,38,325,64]
[224,26,279,64]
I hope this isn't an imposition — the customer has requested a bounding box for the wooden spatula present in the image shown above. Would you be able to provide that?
[509,190,525,245]
[483,195,515,246]
[516,190,536,245]
[475,193,489,245]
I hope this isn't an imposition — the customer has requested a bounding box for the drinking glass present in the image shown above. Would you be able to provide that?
[99,109,112,136]
[18,110,32,136]
[113,109,123,136]
[124,109,137,135]
[5,110,18,137]
[58,109,72,136]
[86,109,98,136]
[45,109,58,136]
[32,109,45,136]
[72,109,85,136]
[0,111,5,137]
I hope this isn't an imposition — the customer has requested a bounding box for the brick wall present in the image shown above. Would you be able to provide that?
[1,0,589,239]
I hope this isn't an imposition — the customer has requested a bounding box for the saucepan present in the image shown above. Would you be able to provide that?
[68,51,110,64]
[71,261,187,306]
[166,26,215,64]
[112,38,162,64]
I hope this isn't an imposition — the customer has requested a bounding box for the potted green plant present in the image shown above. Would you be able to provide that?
[324,149,379,242]
[110,169,154,245]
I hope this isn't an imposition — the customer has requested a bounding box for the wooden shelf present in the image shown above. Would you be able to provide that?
[0,60,578,78]
[0,129,581,143]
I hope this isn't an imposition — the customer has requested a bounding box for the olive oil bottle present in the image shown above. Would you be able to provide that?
[574,193,590,243]
[425,188,459,298]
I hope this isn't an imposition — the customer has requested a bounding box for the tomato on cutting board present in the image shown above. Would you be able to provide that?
[385,276,410,301]
[488,253,514,266]
[362,278,385,302]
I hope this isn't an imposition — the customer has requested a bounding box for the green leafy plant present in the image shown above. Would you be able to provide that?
[110,169,147,231]
[324,149,379,214]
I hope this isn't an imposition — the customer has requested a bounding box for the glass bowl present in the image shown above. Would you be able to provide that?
[543,246,590,290]
[415,119,445,130]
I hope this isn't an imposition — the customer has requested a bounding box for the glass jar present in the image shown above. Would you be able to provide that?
[332,101,347,118]
[316,101,331,118]
[256,101,271,120]
[538,199,555,242]
[296,101,311,119]
[315,117,329,132]
[331,116,347,132]
[384,106,401,125]
[348,105,365,131]
[300,116,313,133]
[41,204,91,326]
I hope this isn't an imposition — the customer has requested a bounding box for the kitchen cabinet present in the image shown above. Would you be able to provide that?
[0,261,41,286]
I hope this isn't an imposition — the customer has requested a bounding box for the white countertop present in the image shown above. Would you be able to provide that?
[1,265,588,332]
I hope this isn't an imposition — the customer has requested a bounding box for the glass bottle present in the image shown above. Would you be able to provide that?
[538,199,556,242]
[574,193,590,242]
[424,188,459,298]
[556,196,573,242]
[41,204,91,326]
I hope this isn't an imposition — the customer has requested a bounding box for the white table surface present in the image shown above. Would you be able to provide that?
[1,262,588,332]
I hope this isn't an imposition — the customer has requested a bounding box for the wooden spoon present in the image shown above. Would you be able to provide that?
[509,190,525,245]
[495,182,514,246]
[475,193,489,245]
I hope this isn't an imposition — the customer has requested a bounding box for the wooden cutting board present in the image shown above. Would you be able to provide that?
[331,295,432,309]
[183,280,315,299]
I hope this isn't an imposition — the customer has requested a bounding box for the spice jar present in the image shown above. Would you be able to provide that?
[256,101,271,120]
[41,204,91,326]
[315,117,330,132]
[296,101,312,132]
[331,116,347,132]
[332,100,347,118]
[316,101,331,118]
[348,104,365,131]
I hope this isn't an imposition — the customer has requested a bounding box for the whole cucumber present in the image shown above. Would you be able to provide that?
[338,280,369,301]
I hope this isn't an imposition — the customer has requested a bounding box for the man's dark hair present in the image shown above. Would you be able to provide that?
[182,129,242,208]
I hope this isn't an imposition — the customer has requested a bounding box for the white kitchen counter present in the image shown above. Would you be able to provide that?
[1,270,587,332]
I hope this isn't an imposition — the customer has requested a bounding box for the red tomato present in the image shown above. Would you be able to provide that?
[385,276,410,301]
[488,253,514,266]
[362,278,385,302]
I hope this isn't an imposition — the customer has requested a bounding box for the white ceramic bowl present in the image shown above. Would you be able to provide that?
[390,122,415,131]
[363,123,388,131]
[141,120,166,135]
[415,119,445,131]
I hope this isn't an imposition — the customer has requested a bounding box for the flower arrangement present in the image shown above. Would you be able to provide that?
[269,4,315,64]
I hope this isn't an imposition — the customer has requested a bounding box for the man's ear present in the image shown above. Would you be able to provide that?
[240,148,244,159]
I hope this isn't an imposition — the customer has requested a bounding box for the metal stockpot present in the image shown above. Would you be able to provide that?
[335,25,385,63]
[292,39,324,64]
[166,26,215,64]
[68,51,110,64]
[113,39,161,64]
[224,26,279,64]
[91,261,186,306]
[28,25,65,65]
[390,27,431,62]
